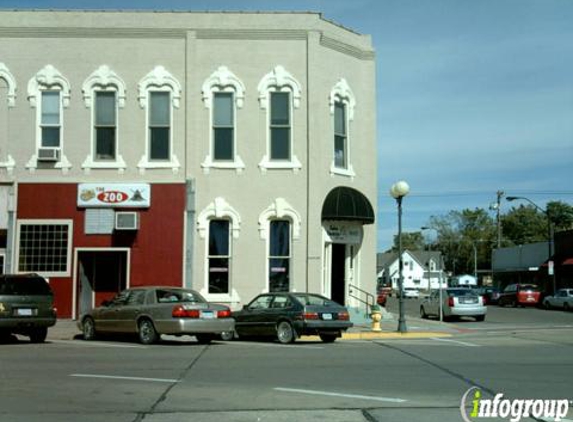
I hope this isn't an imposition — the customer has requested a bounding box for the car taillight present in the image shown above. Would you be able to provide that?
[303,312,319,320]
[448,297,455,307]
[217,309,231,318]
[172,306,200,318]
[338,312,350,321]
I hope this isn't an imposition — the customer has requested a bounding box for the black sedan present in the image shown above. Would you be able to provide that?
[230,292,353,344]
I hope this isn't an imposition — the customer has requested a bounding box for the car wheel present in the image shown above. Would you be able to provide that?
[138,319,158,345]
[29,327,47,343]
[475,315,485,322]
[276,321,295,344]
[196,334,214,344]
[319,333,338,343]
[220,331,235,341]
[82,317,97,341]
[420,306,428,319]
[543,300,551,310]
[564,303,570,312]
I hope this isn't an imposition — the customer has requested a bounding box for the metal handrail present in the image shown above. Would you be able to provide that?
[348,283,375,315]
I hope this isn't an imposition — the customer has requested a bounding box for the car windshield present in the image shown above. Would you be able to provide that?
[0,277,52,296]
[293,294,337,307]
[520,285,539,291]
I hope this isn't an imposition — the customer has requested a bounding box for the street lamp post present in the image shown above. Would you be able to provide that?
[506,196,556,295]
[390,180,410,334]
[421,226,444,322]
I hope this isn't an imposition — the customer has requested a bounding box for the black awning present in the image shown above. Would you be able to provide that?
[321,187,375,225]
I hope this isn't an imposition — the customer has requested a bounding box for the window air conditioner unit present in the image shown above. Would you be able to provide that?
[115,212,139,231]
[37,148,61,162]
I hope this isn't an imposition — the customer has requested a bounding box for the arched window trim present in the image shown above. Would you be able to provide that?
[137,66,182,174]
[0,63,17,107]
[329,78,356,178]
[25,65,72,172]
[258,198,301,240]
[201,66,246,173]
[81,65,127,172]
[257,66,302,173]
[197,197,241,239]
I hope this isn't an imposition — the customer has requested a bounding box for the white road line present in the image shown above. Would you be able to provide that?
[70,374,178,383]
[274,387,406,403]
[430,337,481,347]
[52,340,147,349]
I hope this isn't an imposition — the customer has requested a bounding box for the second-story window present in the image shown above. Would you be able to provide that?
[95,91,116,161]
[270,92,291,161]
[213,93,234,161]
[149,91,170,161]
[41,91,61,149]
[334,101,347,169]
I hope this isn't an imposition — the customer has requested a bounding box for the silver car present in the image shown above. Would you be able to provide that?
[542,289,573,311]
[420,288,487,321]
[78,286,234,344]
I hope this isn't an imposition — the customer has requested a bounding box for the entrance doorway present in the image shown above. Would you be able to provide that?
[331,243,346,305]
[76,250,128,318]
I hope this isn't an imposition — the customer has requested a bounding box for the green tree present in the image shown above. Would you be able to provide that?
[502,205,547,245]
[388,231,425,252]
[547,201,573,231]
[427,208,496,276]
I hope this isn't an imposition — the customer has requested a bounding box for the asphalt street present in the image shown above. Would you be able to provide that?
[1,301,572,422]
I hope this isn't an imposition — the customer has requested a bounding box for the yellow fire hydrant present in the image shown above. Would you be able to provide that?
[370,305,382,332]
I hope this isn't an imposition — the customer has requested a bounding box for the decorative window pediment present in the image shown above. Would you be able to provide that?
[82,65,126,108]
[202,66,245,109]
[257,66,301,110]
[197,197,241,239]
[329,78,355,120]
[258,198,301,240]
[0,63,17,107]
[27,65,71,108]
[138,66,182,108]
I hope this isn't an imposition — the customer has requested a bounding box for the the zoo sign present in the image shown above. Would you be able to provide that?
[77,183,151,208]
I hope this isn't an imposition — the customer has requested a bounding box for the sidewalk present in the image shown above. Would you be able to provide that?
[48,313,458,342]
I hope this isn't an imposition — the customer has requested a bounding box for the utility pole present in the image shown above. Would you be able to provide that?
[490,191,504,248]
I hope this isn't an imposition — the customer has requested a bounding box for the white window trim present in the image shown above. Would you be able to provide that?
[0,250,5,275]
[15,219,74,277]
[25,65,72,173]
[201,66,246,174]
[257,66,302,173]
[197,197,241,303]
[0,63,16,174]
[81,65,127,173]
[137,66,182,174]
[329,78,356,178]
[0,63,17,107]
[258,198,301,241]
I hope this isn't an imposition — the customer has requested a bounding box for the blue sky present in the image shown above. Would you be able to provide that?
[4,0,572,251]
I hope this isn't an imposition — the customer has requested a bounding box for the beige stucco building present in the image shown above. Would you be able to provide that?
[0,10,377,317]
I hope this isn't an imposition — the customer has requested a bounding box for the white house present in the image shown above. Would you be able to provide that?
[377,250,447,293]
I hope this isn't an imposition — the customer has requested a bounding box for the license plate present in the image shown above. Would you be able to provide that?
[526,297,535,302]
[322,313,333,320]
[201,311,215,319]
[16,308,33,316]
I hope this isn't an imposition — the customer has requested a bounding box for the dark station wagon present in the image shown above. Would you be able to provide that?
[0,273,57,343]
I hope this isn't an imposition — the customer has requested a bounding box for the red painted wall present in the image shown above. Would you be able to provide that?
[17,183,186,318]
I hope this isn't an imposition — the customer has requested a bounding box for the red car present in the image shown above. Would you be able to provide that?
[498,284,541,307]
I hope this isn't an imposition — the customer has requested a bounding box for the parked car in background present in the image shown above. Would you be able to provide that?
[474,286,501,305]
[498,284,541,307]
[78,287,234,344]
[231,292,353,344]
[376,290,388,307]
[542,289,573,311]
[420,288,486,321]
[403,287,420,299]
[0,273,57,343]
